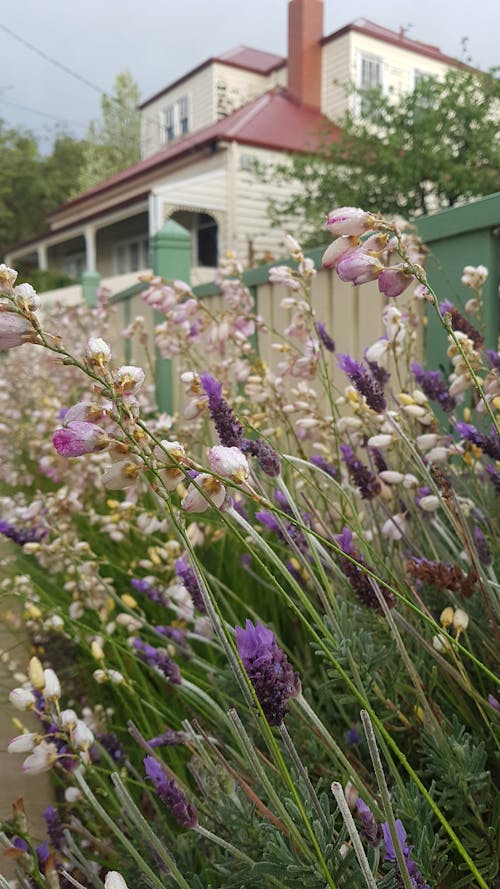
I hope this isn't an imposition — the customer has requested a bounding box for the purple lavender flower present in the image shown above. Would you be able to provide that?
[242,438,281,477]
[485,349,500,371]
[131,577,164,604]
[488,694,500,712]
[356,798,382,847]
[473,526,491,565]
[92,732,126,764]
[316,322,335,352]
[155,625,188,646]
[456,422,500,461]
[335,527,396,611]
[440,300,484,349]
[12,837,30,852]
[148,729,188,747]
[382,820,430,889]
[485,464,500,495]
[175,557,207,613]
[200,372,244,447]
[410,362,456,412]
[44,806,63,851]
[235,620,301,725]
[366,359,390,387]
[0,520,46,546]
[133,639,181,684]
[36,840,50,867]
[144,756,197,828]
[310,454,338,478]
[340,445,381,500]
[347,726,361,745]
[338,354,386,412]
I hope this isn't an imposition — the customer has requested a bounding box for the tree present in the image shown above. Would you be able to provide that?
[0,122,85,258]
[268,66,500,240]
[77,70,141,192]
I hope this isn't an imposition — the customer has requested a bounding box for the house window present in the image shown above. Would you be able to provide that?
[61,253,85,281]
[358,53,383,117]
[179,95,189,135]
[114,237,149,274]
[163,105,175,143]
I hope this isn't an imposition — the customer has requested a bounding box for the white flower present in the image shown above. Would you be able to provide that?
[22,740,58,775]
[65,786,82,803]
[107,669,125,685]
[379,470,404,485]
[102,460,140,489]
[416,433,438,451]
[87,337,111,366]
[60,709,78,729]
[381,513,406,542]
[43,668,61,700]
[13,282,40,312]
[8,732,37,754]
[432,634,450,653]
[105,873,129,889]
[9,688,36,711]
[181,474,226,512]
[367,433,393,449]
[419,494,440,512]
[207,446,249,482]
[0,263,18,291]
[28,656,45,690]
[426,446,450,463]
[364,338,389,366]
[73,719,94,750]
[114,365,145,393]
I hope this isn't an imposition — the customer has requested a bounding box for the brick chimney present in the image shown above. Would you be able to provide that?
[287,0,324,108]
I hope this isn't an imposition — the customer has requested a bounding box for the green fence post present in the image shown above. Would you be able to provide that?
[81,270,100,307]
[151,219,191,414]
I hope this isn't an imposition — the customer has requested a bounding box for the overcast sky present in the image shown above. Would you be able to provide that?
[1,0,498,147]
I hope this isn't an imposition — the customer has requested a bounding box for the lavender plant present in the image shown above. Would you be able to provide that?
[0,209,498,888]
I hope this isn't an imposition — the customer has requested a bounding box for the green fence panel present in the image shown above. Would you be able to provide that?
[416,194,500,372]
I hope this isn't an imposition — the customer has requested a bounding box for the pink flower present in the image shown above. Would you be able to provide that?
[378,265,414,298]
[181,474,226,512]
[325,207,376,237]
[208,446,249,482]
[53,421,109,458]
[0,312,36,350]
[268,266,300,290]
[322,236,360,269]
[0,263,18,292]
[336,250,383,285]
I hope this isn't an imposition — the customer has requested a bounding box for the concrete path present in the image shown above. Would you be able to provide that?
[0,594,54,880]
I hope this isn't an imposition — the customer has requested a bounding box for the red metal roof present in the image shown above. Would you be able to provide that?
[216,46,285,73]
[49,90,340,220]
[322,18,462,68]
[140,46,285,110]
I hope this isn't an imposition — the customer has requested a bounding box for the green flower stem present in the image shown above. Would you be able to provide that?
[330,782,378,889]
[360,710,414,889]
[278,721,330,833]
[110,773,192,889]
[74,771,189,889]
[228,709,312,858]
[296,695,379,811]
[195,825,255,865]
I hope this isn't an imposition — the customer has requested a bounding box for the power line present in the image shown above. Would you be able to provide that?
[0,96,88,129]
[0,22,106,96]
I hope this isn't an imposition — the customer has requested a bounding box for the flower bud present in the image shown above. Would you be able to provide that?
[43,669,61,701]
[105,874,129,889]
[28,657,45,691]
[453,608,469,633]
[8,732,38,754]
[440,607,454,628]
[87,337,111,366]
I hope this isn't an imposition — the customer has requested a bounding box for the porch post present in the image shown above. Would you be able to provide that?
[84,224,97,272]
[37,243,48,271]
[151,218,191,414]
[82,270,100,307]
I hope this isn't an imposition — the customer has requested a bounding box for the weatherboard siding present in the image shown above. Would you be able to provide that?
[140,66,215,158]
[321,32,351,121]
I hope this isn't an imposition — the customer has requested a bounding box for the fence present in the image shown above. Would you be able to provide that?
[103,219,408,414]
[94,194,500,414]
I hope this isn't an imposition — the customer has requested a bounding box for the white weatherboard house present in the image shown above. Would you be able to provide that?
[7,1,463,295]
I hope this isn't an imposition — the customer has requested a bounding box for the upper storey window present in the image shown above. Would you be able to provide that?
[160,95,190,144]
[358,53,383,117]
